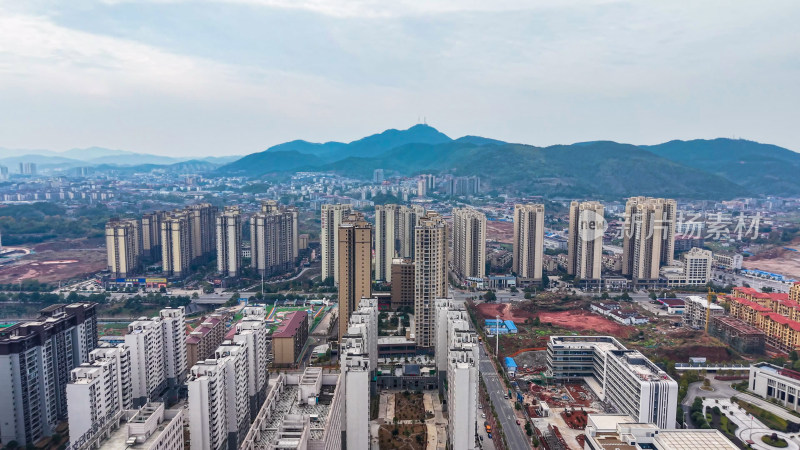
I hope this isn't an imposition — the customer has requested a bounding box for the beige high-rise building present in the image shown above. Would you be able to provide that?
[375,204,401,282]
[105,218,142,278]
[321,204,352,284]
[251,201,298,277]
[622,197,677,282]
[452,207,486,280]
[399,204,425,259]
[186,203,217,264]
[513,204,545,283]
[567,201,605,281]
[161,212,192,278]
[338,213,372,341]
[141,211,165,262]
[414,211,448,348]
[216,206,242,278]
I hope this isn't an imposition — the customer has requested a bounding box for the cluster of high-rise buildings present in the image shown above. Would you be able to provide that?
[107,200,299,281]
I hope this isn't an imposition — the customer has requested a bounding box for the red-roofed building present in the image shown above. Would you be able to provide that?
[186,314,225,368]
[272,311,309,366]
[730,288,800,353]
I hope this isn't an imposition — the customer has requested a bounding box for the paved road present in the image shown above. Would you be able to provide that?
[478,345,530,450]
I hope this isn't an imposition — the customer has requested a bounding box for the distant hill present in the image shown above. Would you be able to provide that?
[644,138,800,195]
[219,125,799,199]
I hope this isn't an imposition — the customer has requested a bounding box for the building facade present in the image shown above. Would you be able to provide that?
[622,197,677,283]
[567,201,604,282]
[106,218,142,278]
[414,212,448,348]
[513,204,545,284]
[452,207,487,280]
[320,204,352,283]
[216,206,242,278]
[250,201,298,277]
[272,311,309,366]
[337,213,372,341]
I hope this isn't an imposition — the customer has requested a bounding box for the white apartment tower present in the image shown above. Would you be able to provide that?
[232,315,270,419]
[414,212,448,348]
[622,197,677,283]
[67,344,133,450]
[160,307,188,386]
[452,207,487,280]
[250,201,298,277]
[125,318,166,406]
[216,206,242,278]
[513,204,545,283]
[105,218,142,278]
[161,211,192,278]
[374,204,401,282]
[567,201,605,281]
[321,204,352,283]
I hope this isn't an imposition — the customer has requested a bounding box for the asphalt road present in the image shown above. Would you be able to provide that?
[478,345,530,450]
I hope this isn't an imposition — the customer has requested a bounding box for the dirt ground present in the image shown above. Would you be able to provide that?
[743,241,800,279]
[476,302,536,323]
[486,220,514,244]
[394,392,426,421]
[0,238,106,284]
[536,310,633,338]
[378,424,426,450]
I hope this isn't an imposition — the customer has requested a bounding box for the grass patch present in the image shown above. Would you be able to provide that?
[378,424,426,450]
[762,434,789,448]
[395,392,426,421]
[735,399,789,432]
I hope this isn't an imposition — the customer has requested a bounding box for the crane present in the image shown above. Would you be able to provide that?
[705,287,717,333]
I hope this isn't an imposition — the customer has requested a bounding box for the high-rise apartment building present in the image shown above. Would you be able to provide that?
[622,197,677,283]
[187,314,226,369]
[414,212,447,348]
[374,204,401,282]
[321,204,352,283]
[161,211,192,278]
[391,258,415,310]
[124,307,187,406]
[399,204,425,258]
[216,206,242,278]
[187,203,218,264]
[338,213,372,341]
[567,201,605,282]
[452,207,487,280]
[141,211,165,262]
[105,218,142,278]
[231,309,270,419]
[187,340,250,450]
[513,204,545,283]
[250,201,298,277]
[19,162,37,175]
[0,303,98,446]
[67,344,133,450]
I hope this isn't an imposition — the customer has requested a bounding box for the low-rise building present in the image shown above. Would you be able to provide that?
[750,363,800,413]
[187,315,226,368]
[682,295,724,330]
[709,316,765,355]
[272,311,309,366]
[584,414,737,450]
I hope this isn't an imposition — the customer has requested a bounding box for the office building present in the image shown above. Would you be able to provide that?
[567,201,604,282]
[750,363,800,412]
[187,315,226,369]
[414,211,448,348]
[391,258,415,310]
[216,206,242,278]
[238,367,344,450]
[435,299,479,449]
[622,197,677,283]
[321,204,352,283]
[161,211,192,278]
[340,298,379,450]
[452,207,487,280]
[232,313,270,419]
[67,345,133,450]
[547,336,678,429]
[251,201,298,277]
[141,211,165,262]
[374,204,401,282]
[513,204,545,284]
[273,311,309,366]
[682,295,725,330]
[338,213,372,341]
[584,414,737,450]
[106,218,142,278]
[187,203,218,264]
[0,303,98,445]
[187,341,250,450]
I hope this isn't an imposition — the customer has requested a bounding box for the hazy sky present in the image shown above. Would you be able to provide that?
[1,0,799,157]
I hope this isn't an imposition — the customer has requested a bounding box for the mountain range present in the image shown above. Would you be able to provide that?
[219,125,800,199]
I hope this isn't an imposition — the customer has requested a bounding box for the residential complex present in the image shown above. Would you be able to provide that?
[250,200,299,277]
[452,207,487,280]
[682,295,725,330]
[320,203,352,283]
[567,201,605,283]
[187,314,226,368]
[216,206,243,278]
[727,285,800,352]
[513,203,545,284]
[337,212,372,340]
[414,211,448,348]
[0,303,98,446]
[106,218,142,278]
[622,197,677,284]
[547,336,678,429]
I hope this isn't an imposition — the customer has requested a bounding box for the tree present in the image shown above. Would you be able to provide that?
[649,291,657,300]
[192,292,199,299]
[541,273,550,288]
[483,290,497,302]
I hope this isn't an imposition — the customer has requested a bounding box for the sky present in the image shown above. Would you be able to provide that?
[0,0,798,157]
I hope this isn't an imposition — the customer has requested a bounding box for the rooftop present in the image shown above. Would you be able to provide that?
[654,430,738,449]
[273,311,308,338]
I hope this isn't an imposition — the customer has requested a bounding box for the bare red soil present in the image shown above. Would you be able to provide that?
[536,310,632,338]
[475,303,536,323]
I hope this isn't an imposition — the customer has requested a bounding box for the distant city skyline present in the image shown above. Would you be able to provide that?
[0,0,798,157]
